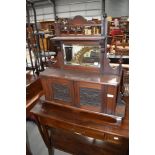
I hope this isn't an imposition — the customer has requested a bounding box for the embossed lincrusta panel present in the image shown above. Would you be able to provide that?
[80,88,101,106]
[52,83,71,102]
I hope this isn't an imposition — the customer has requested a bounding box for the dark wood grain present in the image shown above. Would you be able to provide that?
[30,96,128,155]
[47,127,128,155]
[54,15,102,37]
[26,77,44,113]
[31,98,128,138]
[40,68,125,116]
[40,68,121,85]
[52,15,123,75]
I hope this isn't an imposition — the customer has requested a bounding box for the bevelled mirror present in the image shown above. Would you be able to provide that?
[63,43,101,67]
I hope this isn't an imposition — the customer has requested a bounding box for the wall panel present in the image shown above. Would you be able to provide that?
[27,0,129,23]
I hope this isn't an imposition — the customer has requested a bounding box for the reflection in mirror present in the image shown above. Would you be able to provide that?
[63,44,100,67]
[107,52,120,68]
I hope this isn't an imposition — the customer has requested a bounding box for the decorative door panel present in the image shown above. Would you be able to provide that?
[79,88,101,106]
[74,81,102,112]
[46,78,75,105]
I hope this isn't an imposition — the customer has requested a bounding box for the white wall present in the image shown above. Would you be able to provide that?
[28,0,129,22]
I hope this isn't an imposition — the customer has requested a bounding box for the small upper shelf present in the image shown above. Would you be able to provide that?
[54,15,103,37]
[51,36,106,41]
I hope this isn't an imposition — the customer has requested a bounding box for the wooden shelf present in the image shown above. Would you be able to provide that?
[51,36,106,41]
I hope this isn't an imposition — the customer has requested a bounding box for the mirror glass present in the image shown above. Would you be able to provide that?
[63,43,100,67]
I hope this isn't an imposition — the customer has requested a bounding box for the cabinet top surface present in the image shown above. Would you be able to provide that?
[40,68,121,85]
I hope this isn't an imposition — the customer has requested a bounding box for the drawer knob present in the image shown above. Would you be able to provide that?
[107,94,114,98]
[113,136,119,140]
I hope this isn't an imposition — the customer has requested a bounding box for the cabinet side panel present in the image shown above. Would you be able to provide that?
[106,85,117,114]
[41,77,50,101]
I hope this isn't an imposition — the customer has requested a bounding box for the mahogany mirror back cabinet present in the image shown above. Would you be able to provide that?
[40,15,125,118]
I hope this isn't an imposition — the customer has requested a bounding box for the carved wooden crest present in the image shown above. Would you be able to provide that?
[68,15,95,25]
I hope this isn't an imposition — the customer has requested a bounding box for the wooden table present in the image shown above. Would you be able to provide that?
[30,96,129,155]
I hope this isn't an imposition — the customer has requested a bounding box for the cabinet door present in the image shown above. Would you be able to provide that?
[46,78,75,105]
[75,81,118,114]
[74,81,101,112]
